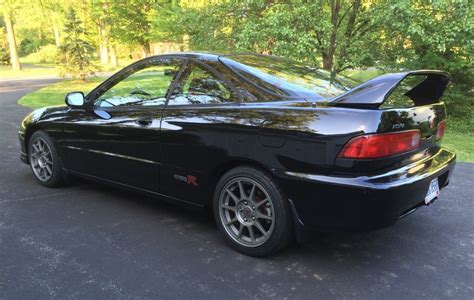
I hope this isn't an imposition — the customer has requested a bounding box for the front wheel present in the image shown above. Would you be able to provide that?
[28,131,66,187]
[213,166,293,257]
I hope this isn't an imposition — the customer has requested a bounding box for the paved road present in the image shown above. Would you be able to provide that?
[0,78,473,299]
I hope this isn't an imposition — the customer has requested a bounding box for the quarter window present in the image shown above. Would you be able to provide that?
[168,63,237,105]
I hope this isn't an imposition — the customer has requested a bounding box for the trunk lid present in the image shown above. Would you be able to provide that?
[330,70,450,175]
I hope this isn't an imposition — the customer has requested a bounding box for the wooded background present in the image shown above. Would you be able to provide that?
[1,0,472,137]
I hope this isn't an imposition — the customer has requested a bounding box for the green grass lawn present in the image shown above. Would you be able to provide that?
[1,56,131,79]
[0,63,57,78]
[17,75,472,162]
[17,77,105,108]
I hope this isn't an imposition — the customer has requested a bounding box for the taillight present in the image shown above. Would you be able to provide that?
[436,120,446,140]
[338,130,421,159]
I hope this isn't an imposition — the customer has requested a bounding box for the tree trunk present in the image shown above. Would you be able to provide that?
[336,0,361,73]
[98,25,109,65]
[143,42,151,57]
[3,12,21,70]
[53,22,61,47]
[325,0,341,74]
[322,52,332,71]
[109,45,118,67]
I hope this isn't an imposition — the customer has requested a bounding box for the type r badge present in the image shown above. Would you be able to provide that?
[173,174,198,186]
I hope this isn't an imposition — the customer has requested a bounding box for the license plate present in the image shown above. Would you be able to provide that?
[425,178,440,204]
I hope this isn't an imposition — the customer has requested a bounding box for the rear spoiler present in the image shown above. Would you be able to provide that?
[329,70,450,109]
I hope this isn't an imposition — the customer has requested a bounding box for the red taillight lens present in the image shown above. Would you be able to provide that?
[338,130,421,159]
[436,120,446,140]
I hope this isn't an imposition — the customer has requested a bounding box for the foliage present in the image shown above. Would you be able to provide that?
[108,0,155,55]
[1,0,473,155]
[1,47,9,65]
[368,0,473,125]
[25,44,58,63]
[56,8,98,80]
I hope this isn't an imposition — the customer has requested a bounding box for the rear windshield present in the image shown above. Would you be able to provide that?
[220,54,358,100]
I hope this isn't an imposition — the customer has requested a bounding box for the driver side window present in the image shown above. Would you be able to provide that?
[168,63,237,105]
[95,57,183,108]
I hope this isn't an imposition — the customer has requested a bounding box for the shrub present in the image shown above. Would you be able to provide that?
[25,44,58,64]
[1,48,10,65]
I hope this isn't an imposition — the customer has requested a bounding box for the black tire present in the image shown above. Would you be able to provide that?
[28,131,66,187]
[213,166,293,257]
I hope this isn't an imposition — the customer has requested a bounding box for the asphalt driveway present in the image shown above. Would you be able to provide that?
[0,78,473,299]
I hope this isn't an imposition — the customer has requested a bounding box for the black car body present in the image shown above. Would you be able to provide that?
[19,53,456,256]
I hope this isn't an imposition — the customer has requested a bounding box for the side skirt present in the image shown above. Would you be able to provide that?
[68,170,205,210]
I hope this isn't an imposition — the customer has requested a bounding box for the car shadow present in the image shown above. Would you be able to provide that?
[70,177,420,266]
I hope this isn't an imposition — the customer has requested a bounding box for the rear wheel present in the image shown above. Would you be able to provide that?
[28,131,65,187]
[213,166,292,257]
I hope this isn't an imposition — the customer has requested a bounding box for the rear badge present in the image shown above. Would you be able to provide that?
[392,123,405,129]
[174,174,198,186]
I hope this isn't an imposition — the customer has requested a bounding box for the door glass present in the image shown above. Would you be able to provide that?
[95,57,183,107]
[168,63,237,105]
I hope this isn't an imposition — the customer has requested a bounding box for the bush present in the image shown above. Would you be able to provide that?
[25,45,58,64]
[1,48,10,65]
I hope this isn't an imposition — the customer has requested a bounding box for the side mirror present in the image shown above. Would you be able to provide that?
[65,91,85,108]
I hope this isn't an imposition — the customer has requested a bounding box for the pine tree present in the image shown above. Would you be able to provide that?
[57,7,97,80]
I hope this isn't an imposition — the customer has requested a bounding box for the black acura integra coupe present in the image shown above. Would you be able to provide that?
[19,53,456,256]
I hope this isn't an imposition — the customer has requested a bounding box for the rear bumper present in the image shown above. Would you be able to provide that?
[277,148,456,231]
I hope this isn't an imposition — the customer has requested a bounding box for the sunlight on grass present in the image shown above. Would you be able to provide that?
[0,56,130,79]
[18,77,105,108]
[442,131,474,162]
[0,64,57,78]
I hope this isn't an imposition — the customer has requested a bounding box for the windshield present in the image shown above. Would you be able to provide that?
[220,54,359,100]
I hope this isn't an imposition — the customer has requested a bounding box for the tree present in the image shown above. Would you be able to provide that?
[38,0,65,48]
[109,0,154,57]
[89,0,112,65]
[57,7,97,80]
[373,0,473,86]
[237,0,380,78]
[371,0,473,127]
[1,0,21,70]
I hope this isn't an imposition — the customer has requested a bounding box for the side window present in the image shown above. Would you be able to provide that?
[94,57,183,108]
[168,63,238,105]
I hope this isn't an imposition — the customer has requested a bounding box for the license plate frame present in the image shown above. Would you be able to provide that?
[425,178,440,204]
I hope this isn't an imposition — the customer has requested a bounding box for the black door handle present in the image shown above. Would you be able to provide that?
[137,119,152,126]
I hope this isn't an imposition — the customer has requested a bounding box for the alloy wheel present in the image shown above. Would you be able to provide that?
[30,137,53,182]
[218,177,275,247]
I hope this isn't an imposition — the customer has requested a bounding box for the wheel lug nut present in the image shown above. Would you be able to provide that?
[244,217,248,221]
[252,217,256,221]
[252,206,255,210]
[244,201,248,205]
